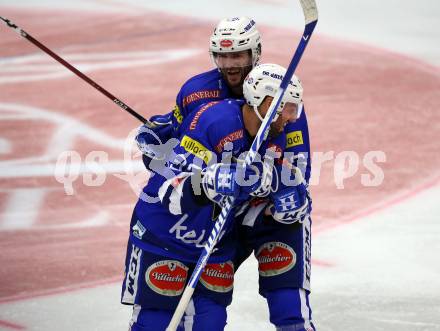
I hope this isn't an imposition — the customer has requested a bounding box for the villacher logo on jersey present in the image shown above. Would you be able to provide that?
[200,261,234,293]
[145,260,188,296]
[256,242,296,277]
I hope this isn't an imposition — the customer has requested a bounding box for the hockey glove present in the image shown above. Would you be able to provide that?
[249,158,279,198]
[201,162,274,206]
[269,165,311,224]
[136,112,174,169]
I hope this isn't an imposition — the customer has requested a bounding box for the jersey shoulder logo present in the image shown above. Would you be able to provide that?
[189,101,219,130]
[180,135,213,164]
[214,129,244,153]
[286,130,304,148]
[183,89,221,107]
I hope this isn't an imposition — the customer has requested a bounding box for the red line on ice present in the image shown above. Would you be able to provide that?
[1,6,439,305]
[0,276,121,305]
[0,320,26,330]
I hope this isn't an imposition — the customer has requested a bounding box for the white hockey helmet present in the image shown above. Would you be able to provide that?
[209,17,262,67]
[243,63,303,112]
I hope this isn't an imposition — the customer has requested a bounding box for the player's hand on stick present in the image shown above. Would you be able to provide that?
[136,113,174,167]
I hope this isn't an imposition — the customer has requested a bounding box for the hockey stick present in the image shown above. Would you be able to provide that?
[166,1,318,329]
[0,16,151,125]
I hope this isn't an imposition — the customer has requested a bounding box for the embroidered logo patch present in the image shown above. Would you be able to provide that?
[132,220,146,240]
[256,242,296,277]
[200,261,234,292]
[145,260,188,296]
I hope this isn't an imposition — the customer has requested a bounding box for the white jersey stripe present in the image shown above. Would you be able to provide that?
[122,245,142,304]
[299,288,313,330]
[158,174,191,215]
[168,176,188,215]
[302,215,311,290]
[242,202,268,227]
[129,305,141,329]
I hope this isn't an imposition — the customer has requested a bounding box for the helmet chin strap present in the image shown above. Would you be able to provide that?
[252,104,280,123]
[252,105,265,122]
[297,102,304,119]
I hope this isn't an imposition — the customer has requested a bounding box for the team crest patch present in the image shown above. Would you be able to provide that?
[200,261,234,292]
[145,260,188,296]
[132,220,146,240]
[267,142,283,165]
[256,242,296,277]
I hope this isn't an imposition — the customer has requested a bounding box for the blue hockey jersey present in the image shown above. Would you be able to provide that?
[172,69,232,136]
[171,68,311,182]
[284,110,311,182]
[132,99,286,263]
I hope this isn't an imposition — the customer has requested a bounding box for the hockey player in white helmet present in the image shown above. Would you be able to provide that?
[234,64,315,331]
[124,62,315,330]
[137,16,263,169]
[209,17,261,96]
[132,15,315,330]
[243,63,303,138]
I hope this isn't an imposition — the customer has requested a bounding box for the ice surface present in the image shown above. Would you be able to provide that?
[0,0,439,330]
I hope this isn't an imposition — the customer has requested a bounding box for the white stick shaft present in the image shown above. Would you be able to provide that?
[166,287,195,331]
